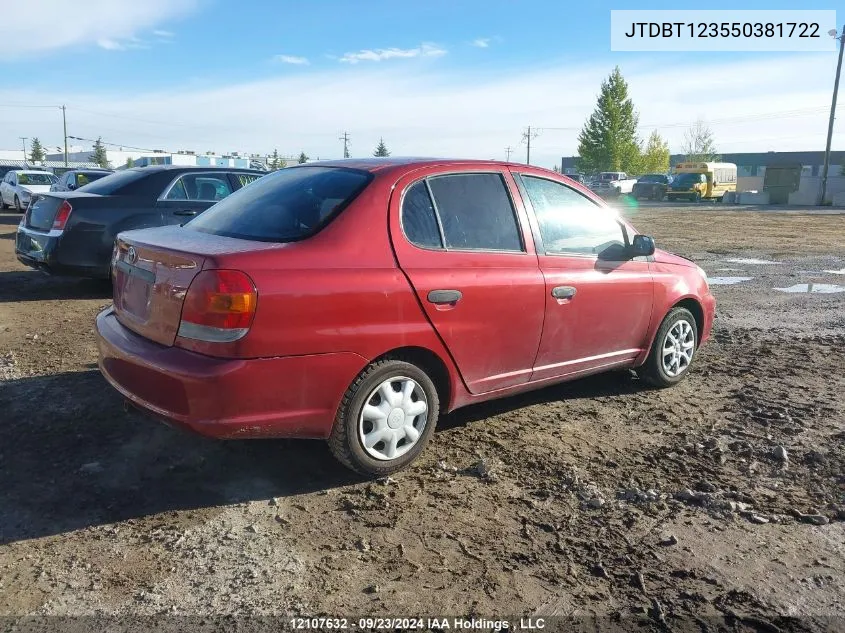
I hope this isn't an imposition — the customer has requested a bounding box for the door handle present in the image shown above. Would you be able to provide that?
[427,289,462,304]
[551,286,577,300]
[173,210,198,217]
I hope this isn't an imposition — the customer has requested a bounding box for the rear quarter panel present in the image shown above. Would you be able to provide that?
[183,171,469,410]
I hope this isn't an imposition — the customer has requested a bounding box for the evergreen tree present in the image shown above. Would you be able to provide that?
[373,137,390,157]
[639,131,670,174]
[89,137,110,168]
[29,137,46,162]
[125,157,134,168]
[552,165,561,173]
[576,67,641,174]
[682,119,718,162]
[297,151,309,164]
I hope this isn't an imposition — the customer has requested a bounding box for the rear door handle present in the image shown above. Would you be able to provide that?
[551,286,577,300]
[427,289,462,304]
[173,210,198,217]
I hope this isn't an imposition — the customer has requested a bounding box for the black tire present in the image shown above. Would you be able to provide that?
[14,196,22,213]
[638,307,698,388]
[328,358,440,476]
[694,192,702,203]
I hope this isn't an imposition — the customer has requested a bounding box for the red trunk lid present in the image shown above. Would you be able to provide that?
[112,231,207,346]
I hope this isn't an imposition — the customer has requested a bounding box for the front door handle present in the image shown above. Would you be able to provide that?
[427,289,462,305]
[173,210,198,217]
[551,286,577,300]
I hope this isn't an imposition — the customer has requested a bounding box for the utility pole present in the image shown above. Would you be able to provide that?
[19,137,28,162]
[61,105,68,166]
[339,132,350,159]
[504,146,513,161]
[820,25,845,206]
[522,126,539,165]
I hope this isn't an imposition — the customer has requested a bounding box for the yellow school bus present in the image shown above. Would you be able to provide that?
[667,162,737,201]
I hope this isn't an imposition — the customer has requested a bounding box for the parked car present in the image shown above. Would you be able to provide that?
[96,158,715,476]
[562,172,585,184]
[50,168,114,192]
[16,165,264,278]
[1,170,58,212]
[632,174,672,201]
[590,171,638,197]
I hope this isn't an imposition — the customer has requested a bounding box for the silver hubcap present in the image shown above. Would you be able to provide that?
[358,376,428,461]
[662,319,695,377]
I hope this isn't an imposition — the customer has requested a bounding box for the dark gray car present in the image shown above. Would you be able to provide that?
[50,168,114,192]
[16,165,265,278]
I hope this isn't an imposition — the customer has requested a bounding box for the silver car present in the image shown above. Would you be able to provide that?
[0,170,58,212]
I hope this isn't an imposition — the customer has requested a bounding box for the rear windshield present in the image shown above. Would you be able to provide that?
[78,169,148,194]
[638,174,667,183]
[18,173,57,185]
[186,166,373,242]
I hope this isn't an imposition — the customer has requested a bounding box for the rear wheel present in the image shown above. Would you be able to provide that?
[328,358,440,476]
[638,307,698,388]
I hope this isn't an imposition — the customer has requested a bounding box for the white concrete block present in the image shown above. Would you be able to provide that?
[737,191,770,205]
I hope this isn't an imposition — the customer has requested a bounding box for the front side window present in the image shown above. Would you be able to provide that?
[234,173,262,188]
[164,173,233,201]
[426,173,522,252]
[520,175,625,256]
[187,166,372,242]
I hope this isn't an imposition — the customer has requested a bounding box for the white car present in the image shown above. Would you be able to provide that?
[590,171,638,197]
[0,170,58,212]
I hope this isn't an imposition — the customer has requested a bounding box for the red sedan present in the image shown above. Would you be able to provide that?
[96,159,715,476]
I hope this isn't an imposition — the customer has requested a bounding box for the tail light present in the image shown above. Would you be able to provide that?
[178,270,257,343]
[52,200,73,230]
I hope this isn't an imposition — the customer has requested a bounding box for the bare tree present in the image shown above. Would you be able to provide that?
[682,119,718,162]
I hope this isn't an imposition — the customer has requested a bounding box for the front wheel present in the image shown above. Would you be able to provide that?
[638,307,698,388]
[14,196,22,213]
[328,358,440,476]
[693,192,702,202]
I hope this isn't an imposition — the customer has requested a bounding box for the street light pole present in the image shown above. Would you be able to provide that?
[62,105,68,167]
[19,137,28,162]
[820,25,845,205]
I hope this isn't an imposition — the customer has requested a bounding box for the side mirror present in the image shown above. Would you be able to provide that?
[630,234,655,257]
[67,183,76,190]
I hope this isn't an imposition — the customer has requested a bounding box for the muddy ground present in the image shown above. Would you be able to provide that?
[0,204,843,631]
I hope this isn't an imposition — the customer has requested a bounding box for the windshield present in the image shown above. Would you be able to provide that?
[18,173,57,186]
[673,173,705,186]
[78,169,147,194]
[186,166,373,242]
[638,174,666,183]
[77,171,110,185]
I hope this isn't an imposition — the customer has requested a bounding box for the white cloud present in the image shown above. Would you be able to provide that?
[5,54,840,169]
[339,43,446,64]
[273,55,310,65]
[153,30,175,38]
[1,0,196,58]
[471,38,491,48]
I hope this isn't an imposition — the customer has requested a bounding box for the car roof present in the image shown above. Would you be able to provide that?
[292,157,529,175]
[14,170,54,175]
[126,165,264,174]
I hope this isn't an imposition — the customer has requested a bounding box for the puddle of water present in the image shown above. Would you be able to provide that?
[773,283,845,294]
[709,276,753,285]
[823,268,845,275]
[725,257,778,265]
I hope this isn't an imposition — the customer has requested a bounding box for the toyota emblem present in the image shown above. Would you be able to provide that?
[126,246,137,265]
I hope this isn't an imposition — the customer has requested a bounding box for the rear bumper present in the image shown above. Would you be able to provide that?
[15,226,109,278]
[96,307,367,439]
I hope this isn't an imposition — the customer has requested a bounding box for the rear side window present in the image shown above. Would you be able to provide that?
[164,174,233,201]
[520,176,625,256]
[186,166,372,242]
[426,173,522,252]
[401,181,442,249]
[234,173,262,188]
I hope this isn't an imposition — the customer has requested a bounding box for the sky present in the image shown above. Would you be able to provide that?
[1,0,842,168]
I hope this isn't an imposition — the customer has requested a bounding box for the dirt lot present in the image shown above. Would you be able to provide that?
[1,204,844,631]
